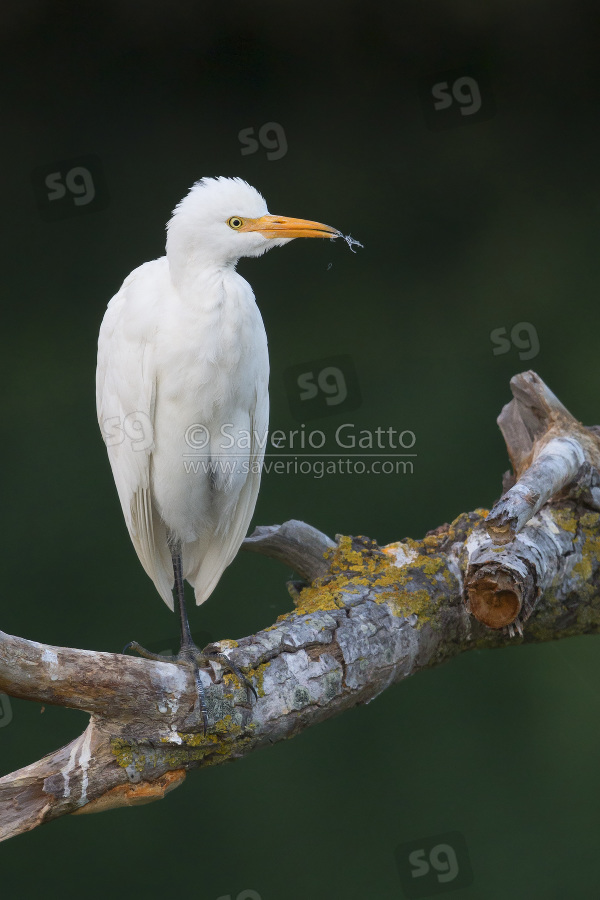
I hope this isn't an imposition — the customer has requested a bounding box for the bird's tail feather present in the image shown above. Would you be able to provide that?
[184,471,260,605]
[131,488,174,610]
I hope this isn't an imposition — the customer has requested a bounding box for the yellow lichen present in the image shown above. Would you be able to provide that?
[377,588,432,619]
[217,639,239,650]
[110,738,135,769]
[285,514,478,627]
[180,732,205,747]
[573,556,593,581]
[581,511,600,529]
[221,672,240,691]
[551,507,578,534]
[249,660,270,697]
[111,708,256,774]
[572,514,600,582]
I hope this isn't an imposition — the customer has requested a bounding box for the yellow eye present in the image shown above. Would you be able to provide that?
[228,216,244,230]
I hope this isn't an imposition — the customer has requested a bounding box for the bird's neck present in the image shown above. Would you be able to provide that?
[167,250,238,297]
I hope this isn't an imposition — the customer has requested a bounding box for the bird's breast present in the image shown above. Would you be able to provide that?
[157,273,268,407]
[149,272,269,540]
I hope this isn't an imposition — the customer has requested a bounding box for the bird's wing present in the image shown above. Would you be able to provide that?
[96,260,174,609]
[184,378,269,606]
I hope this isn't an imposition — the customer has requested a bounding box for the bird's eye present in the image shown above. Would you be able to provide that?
[228,217,244,230]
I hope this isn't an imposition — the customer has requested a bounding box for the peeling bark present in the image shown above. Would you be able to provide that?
[485,371,600,545]
[466,370,600,629]
[1,370,599,842]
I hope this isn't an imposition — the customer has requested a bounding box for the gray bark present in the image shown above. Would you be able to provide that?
[1,370,599,842]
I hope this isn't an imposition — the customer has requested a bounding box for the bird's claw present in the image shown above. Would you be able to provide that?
[123,639,256,735]
[122,640,167,661]
[194,645,258,704]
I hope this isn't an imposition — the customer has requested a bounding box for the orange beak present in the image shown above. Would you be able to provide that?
[239,214,340,240]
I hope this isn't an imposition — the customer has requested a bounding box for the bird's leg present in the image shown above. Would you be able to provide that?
[172,548,194,651]
[124,545,256,734]
[167,546,210,733]
[170,546,256,704]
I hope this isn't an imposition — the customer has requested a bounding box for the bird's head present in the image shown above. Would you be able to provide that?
[166,176,341,272]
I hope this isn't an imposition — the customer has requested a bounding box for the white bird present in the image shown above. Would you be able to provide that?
[96,176,341,726]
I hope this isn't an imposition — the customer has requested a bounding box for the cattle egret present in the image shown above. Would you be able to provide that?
[96,176,343,728]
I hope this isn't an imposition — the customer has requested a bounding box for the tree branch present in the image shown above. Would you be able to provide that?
[241,519,336,581]
[484,371,600,543]
[1,370,599,842]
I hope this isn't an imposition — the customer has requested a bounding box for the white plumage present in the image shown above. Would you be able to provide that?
[96,177,339,613]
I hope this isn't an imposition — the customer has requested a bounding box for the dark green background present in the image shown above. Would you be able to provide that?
[1,1,599,897]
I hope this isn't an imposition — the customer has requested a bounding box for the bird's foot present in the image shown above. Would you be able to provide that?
[123,640,256,734]
[197,642,258,704]
[122,640,169,661]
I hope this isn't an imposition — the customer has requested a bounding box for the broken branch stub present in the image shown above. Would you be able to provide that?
[484,435,586,546]
[484,371,600,547]
[242,519,335,582]
[464,506,574,630]
[466,371,600,629]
